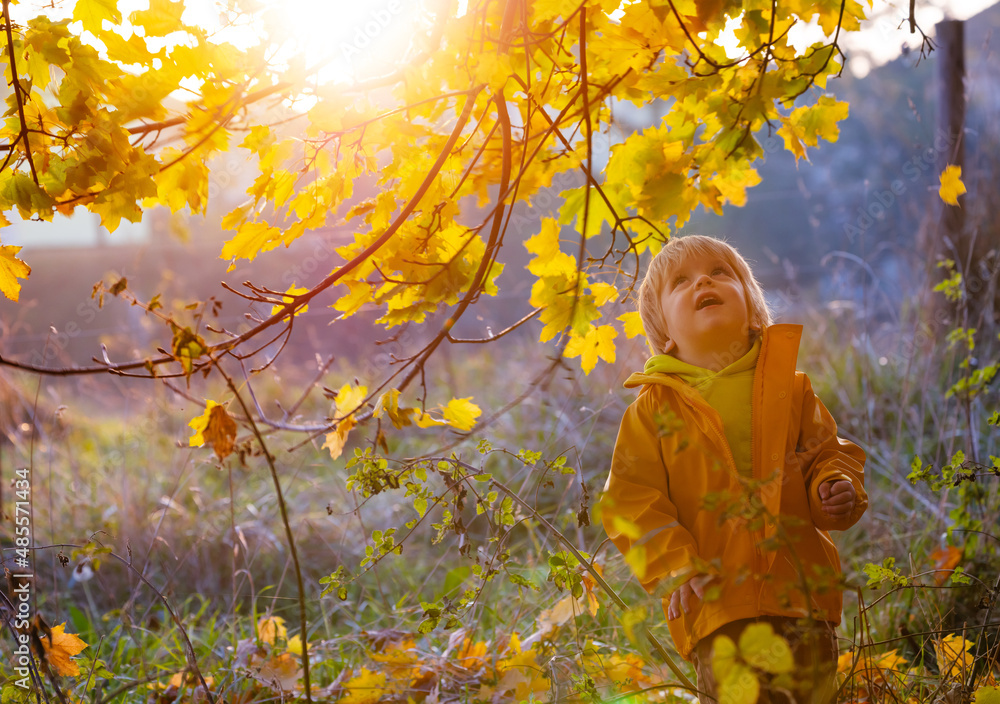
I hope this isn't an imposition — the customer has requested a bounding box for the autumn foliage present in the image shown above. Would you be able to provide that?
[1,0,999,703]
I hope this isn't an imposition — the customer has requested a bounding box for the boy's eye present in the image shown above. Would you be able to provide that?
[672,276,688,287]
[712,267,728,275]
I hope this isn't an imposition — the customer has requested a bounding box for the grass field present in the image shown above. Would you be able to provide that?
[0,285,998,703]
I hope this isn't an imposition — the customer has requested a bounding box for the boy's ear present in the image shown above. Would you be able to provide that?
[663,338,676,354]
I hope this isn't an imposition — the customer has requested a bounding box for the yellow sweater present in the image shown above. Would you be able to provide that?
[643,339,761,478]
[601,325,867,660]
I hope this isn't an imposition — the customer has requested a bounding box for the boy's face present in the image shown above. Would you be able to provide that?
[658,251,751,366]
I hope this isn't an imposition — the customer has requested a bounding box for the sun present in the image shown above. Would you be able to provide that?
[9,0,420,87]
[177,0,418,86]
[254,0,416,85]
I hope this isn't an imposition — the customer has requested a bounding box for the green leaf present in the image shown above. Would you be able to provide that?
[0,172,55,220]
[863,558,909,588]
[949,566,972,585]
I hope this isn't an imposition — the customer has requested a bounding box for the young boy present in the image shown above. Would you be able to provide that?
[600,235,867,704]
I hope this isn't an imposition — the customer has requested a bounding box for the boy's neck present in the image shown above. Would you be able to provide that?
[672,337,753,372]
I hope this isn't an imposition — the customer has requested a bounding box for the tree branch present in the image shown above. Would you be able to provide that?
[2,0,39,183]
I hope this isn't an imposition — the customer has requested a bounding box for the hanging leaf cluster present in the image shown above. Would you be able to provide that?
[0,0,860,378]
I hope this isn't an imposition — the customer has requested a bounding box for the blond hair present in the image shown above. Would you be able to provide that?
[637,235,772,355]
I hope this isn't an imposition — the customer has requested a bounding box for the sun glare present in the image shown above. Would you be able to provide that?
[258,0,413,84]
[10,0,417,87]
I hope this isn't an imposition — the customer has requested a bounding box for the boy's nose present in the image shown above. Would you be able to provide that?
[695,274,712,287]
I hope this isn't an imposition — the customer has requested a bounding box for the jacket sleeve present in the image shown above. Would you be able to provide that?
[795,373,868,531]
[600,390,701,595]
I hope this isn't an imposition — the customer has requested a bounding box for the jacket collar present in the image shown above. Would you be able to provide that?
[624,324,803,390]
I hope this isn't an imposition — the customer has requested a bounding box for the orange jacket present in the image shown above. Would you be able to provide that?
[601,324,867,660]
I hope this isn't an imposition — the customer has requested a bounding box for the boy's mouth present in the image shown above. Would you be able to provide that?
[695,294,723,310]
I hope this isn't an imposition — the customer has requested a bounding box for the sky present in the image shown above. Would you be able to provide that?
[12,0,1000,84]
[829,0,999,76]
[178,0,1000,86]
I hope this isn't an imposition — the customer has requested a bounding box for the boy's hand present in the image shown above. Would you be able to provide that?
[667,574,713,620]
[819,480,856,518]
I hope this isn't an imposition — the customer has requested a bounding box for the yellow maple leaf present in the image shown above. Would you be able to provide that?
[536,595,578,634]
[443,398,481,431]
[936,633,975,680]
[565,324,617,373]
[341,667,388,704]
[579,563,603,616]
[270,285,310,317]
[287,634,303,656]
[788,96,849,148]
[188,400,219,445]
[777,120,807,161]
[323,382,368,460]
[240,125,275,155]
[251,652,301,693]
[129,0,186,37]
[939,164,967,206]
[875,648,909,672]
[73,0,121,35]
[188,401,237,461]
[528,250,579,279]
[837,650,855,674]
[335,382,368,419]
[170,325,206,375]
[455,638,488,671]
[0,245,31,302]
[368,640,421,684]
[711,635,760,704]
[496,635,550,701]
[583,651,649,691]
[589,281,618,307]
[372,389,416,429]
[617,311,645,340]
[334,279,372,317]
[221,221,283,263]
[257,615,286,645]
[739,622,793,674]
[414,412,447,429]
[307,102,346,134]
[974,686,1000,704]
[166,672,214,689]
[41,623,88,677]
[524,218,562,264]
[323,416,355,460]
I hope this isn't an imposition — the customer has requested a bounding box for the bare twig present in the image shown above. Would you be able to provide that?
[214,356,314,702]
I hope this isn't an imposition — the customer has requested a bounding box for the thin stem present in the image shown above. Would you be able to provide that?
[214,356,313,703]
